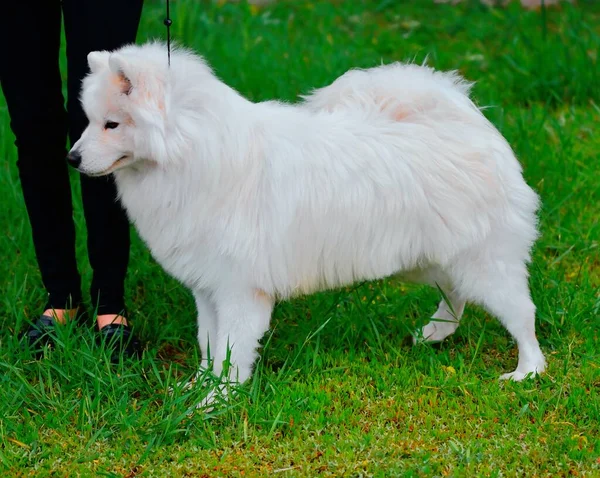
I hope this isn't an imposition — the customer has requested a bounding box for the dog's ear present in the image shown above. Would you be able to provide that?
[87,51,109,74]
[108,54,133,96]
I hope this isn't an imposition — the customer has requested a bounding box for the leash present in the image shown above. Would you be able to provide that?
[164,0,172,66]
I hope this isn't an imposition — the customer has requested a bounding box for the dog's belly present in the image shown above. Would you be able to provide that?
[260,223,425,297]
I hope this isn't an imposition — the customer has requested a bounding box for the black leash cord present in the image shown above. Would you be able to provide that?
[164,0,172,66]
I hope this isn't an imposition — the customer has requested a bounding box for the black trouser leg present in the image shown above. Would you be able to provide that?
[62,0,143,316]
[0,1,82,311]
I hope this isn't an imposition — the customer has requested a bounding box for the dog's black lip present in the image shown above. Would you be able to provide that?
[85,155,131,177]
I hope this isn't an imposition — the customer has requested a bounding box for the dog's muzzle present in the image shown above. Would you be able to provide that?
[66,150,82,168]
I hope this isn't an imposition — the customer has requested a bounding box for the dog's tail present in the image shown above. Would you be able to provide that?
[301,62,478,123]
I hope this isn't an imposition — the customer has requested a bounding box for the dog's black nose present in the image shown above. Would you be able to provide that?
[66,150,82,168]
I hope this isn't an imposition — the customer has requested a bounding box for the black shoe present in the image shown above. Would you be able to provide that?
[25,307,86,352]
[97,323,141,363]
[26,314,57,350]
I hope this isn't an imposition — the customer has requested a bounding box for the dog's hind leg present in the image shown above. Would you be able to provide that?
[417,289,466,343]
[408,268,466,343]
[450,254,546,381]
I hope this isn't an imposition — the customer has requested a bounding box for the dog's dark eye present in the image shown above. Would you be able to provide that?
[104,121,120,130]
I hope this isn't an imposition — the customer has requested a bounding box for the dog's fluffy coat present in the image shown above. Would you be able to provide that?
[73,43,546,395]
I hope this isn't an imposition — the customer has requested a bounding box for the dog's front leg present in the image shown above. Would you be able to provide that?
[193,290,218,371]
[209,287,274,386]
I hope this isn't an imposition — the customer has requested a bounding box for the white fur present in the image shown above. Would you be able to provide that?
[72,43,546,399]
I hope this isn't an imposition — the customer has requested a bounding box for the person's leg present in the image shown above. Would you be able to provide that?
[62,0,143,326]
[0,1,82,323]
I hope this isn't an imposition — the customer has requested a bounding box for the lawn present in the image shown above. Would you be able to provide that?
[1,0,599,476]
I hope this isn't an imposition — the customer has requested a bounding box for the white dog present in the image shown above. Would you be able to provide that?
[70,43,546,395]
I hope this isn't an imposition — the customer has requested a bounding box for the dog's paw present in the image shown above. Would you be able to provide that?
[499,354,546,382]
[168,377,232,414]
[499,371,535,381]
[499,362,546,382]
[413,319,459,344]
[168,368,215,400]
[196,384,232,412]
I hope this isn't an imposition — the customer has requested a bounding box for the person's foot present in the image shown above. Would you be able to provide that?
[43,308,79,324]
[97,315,141,362]
[97,314,128,329]
[26,308,79,349]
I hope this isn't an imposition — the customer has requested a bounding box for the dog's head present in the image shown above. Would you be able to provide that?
[69,45,171,176]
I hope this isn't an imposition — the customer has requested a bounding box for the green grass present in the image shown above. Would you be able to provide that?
[1,0,599,475]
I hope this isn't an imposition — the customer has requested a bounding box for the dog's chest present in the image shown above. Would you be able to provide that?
[115,172,226,285]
